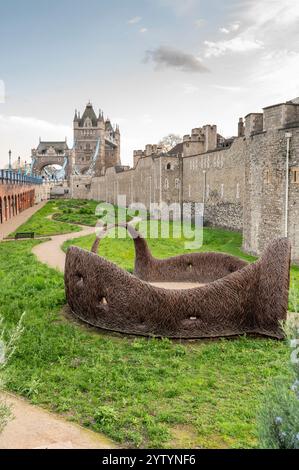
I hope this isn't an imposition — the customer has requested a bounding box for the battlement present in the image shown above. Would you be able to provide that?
[244,98,299,136]
[183,124,217,156]
[245,113,264,137]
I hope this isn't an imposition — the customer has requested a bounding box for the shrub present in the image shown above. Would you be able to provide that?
[0,313,25,434]
[258,300,299,448]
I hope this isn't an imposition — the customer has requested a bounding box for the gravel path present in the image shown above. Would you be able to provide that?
[32,224,95,272]
[0,393,116,449]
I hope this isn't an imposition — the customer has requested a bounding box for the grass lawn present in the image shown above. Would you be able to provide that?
[8,201,82,237]
[0,201,296,448]
[9,199,133,237]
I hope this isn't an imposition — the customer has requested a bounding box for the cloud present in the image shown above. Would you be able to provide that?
[219,27,230,34]
[251,50,299,99]
[128,16,142,24]
[203,0,299,60]
[195,18,205,28]
[0,114,72,167]
[158,0,199,16]
[212,85,245,92]
[145,46,209,73]
[139,28,148,33]
[238,0,299,29]
[219,23,240,34]
[182,83,200,94]
[0,115,71,134]
[204,36,263,57]
[0,80,5,103]
[141,114,153,125]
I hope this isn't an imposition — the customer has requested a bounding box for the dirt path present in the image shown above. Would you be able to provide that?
[0,393,116,449]
[32,224,95,272]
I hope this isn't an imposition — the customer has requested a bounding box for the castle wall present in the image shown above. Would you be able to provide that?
[69,100,299,264]
[74,140,244,231]
[243,127,299,263]
[182,137,245,231]
[70,175,93,200]
[90,155,181,208]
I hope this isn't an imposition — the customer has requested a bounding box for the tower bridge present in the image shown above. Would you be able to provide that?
[30,102,121,180]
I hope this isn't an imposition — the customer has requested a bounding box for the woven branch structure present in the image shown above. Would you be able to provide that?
[65,224,291,339]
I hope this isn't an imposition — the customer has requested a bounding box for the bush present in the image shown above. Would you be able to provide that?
[258,319,299,448]
[0,313,25,433]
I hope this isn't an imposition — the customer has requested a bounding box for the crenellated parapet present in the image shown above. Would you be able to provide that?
[243,98,299,137]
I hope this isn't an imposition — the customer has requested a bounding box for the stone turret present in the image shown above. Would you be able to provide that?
[245,113,263,138]
[238,118,245,137]
[203,125,217,152]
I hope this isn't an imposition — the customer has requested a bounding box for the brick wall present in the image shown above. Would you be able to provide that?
[0,183,35,224]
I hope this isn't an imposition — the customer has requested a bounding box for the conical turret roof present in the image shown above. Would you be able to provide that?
[79,102,98,127]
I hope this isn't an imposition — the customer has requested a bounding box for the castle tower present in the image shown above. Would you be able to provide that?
[115,125,121,165]
[73,102,120,176]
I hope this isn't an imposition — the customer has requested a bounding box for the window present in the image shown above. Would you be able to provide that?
[221,184,224,199]
[166,163,172,170]
[292,168,299,183]
[236,183,240,199]
[175,178,180,189]
[164,178,169,189]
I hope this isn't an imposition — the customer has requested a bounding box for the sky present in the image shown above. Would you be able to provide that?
[0,0,299,168]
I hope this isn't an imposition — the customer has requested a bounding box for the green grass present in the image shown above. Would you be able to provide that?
[2,199,298,447]
[9,199,134,237]
[0,236,291,448]
[63,220,256,273]
[9,201,82,237]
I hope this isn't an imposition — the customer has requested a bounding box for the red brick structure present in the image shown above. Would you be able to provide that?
[0,170,41,224]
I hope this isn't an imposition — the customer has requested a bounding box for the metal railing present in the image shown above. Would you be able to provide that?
[0,169,43,185]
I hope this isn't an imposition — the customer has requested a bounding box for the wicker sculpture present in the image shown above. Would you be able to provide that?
[64,224,291,339]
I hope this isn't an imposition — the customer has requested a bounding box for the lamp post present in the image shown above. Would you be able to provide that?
[285,132,292,238]
[8,150,12,170]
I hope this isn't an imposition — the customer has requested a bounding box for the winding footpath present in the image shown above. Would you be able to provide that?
[32,222,95,273]
[0,204,117,449]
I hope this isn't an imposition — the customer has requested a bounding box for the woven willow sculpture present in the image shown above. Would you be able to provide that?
[64,224,291,339]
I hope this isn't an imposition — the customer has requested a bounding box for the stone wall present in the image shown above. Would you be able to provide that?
[243,128,299,263]
[89,155,182,209]
[182,137,245,231]
[71,139,244,231]
[69,99,299,263]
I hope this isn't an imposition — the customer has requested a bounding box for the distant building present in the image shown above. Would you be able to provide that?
[31,102,121,179]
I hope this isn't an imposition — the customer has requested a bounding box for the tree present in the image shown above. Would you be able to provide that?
[158,134,182,153]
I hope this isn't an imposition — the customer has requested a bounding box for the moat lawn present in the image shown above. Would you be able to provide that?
[0,202,296,448]
[9,199,133,237]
